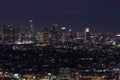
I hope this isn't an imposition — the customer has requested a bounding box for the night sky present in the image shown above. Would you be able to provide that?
[0,0,120,33]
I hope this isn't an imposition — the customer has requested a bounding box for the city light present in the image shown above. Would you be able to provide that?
[0,20,119,80]
[116,34,120,37]
[61,27,66,30]
[85,28,90,32]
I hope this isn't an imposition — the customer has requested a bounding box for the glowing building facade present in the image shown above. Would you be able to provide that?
[85,28,90,41]
[61,27,67,43]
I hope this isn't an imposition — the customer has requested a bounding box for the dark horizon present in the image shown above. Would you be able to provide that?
[0,0,120,33]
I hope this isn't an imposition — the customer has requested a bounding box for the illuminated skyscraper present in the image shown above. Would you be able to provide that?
[25,20,34,41]
[3,25,19,43]
[50,24,58,43]
[67,29,74,42]
[61,27,67,43]
[85,28,90,41]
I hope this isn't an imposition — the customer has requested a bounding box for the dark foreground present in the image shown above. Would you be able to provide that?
[0,43,120,79]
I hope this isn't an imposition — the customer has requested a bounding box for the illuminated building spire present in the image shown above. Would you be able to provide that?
[85,28,90,41]
[25,20,34,41]
[28,20,34,34]
[61,27,67,43]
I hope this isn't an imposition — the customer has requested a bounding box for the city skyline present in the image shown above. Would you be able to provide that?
[0,0,120,33]
[0,1,120,79]
[0,21,119,34]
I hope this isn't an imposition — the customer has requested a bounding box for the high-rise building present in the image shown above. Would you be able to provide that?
[85,28,90,41]
[3,25,19,43]
[67,29,74,42]
[25,20,34,41]
[50,24,58,43]
[42,28,49,43]
[61,27,67,43]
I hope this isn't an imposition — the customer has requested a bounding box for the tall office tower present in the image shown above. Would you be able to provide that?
[3,25,19,43]
[50,24,58,43]
[85,28,90,41]
[61,27,67,43]
[67,29,74,42]
[42,28,49,43]
[25,20,34,41]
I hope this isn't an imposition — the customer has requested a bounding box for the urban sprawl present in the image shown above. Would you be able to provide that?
[0,20,120,80]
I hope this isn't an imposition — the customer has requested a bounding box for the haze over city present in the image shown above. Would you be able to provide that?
[0,0,120,33]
